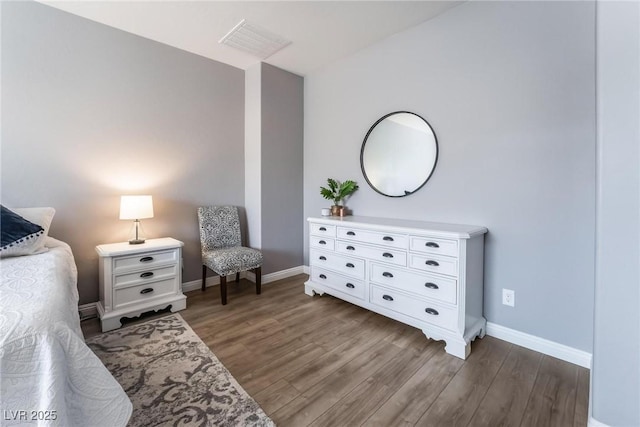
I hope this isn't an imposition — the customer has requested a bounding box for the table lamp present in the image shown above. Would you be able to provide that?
[119,195,154,244]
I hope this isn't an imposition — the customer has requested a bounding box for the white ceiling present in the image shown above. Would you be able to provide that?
[40,1,463,76]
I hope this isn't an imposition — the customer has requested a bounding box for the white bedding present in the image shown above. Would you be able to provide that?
[0,238,132,426]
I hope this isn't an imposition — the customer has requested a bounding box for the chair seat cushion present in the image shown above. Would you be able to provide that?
[203,246,263,277]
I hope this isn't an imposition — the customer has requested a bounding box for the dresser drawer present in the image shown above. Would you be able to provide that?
[114,265,178,288]
[310,249,365,279]
[336,241,406,267]
[370,263,457,305]
[310,236,335,251]
[310,223,336,237]
[311,267,365,300]
[410,236,458,257]
[114,278,177,309]
[337,227,407,249]
[410,253,458,277]
[370,286,458,331]
[113,249,179,273]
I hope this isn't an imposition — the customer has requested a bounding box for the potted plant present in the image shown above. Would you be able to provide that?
[320,178,359,216]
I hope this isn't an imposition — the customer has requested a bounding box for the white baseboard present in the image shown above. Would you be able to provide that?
[588,417,610,427]
[244,265,306,284]
[303,265,310,274]
[78,302,98,320]
[182,265,307,292]
[486,322,592,369]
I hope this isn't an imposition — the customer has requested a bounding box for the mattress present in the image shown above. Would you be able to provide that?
[0,238,132,426]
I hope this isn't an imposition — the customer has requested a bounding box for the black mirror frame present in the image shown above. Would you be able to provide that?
[360,111,439,198]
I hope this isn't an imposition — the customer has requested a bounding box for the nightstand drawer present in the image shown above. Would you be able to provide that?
[114,279,176,309]
[310,236,335,251]
[410,236,458,257]
[114,265,178,288]
[310,223,336,237]
[113,249,178,272]
[409,253,458,277]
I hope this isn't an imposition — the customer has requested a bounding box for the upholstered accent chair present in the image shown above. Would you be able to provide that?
[197,206,263,305]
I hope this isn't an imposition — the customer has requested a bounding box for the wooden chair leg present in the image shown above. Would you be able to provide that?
[220,275,227,305]
[201,265,207,292]
[255,267,261,295]
[235,272,240,283]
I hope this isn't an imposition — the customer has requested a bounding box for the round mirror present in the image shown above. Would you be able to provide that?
[360,111,438,197]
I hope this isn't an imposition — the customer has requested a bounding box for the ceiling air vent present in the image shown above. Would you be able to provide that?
[219,19,291,59]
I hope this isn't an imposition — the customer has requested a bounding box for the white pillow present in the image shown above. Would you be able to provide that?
[3,207,56,257]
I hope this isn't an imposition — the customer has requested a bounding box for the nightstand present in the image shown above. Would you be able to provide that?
[96,237,187,332]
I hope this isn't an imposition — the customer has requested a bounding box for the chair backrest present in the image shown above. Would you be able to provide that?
[197,206,242,251]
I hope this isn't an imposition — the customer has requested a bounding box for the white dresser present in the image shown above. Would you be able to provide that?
[96,238,187,332]
[304,216,488,359]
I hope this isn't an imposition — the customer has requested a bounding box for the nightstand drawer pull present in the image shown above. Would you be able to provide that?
[319,274,327,279]
[319,256,327,261]
[425,282,439,290]
[140,288,154,294]
[140,256,154,262]
[140,272,154,278]
[319,240,327,245]
[319,227,327,231]
[382,272,394,278]
[425,242,440,248]
[425,308,439,316]
[382,294,394,302]
[382,252,394,258]
[346,283,355,289]
[346,263,355,268]
[425,260,440,266]
[383,236,394,241]
[346,231,356,236]
[346,245,355,251]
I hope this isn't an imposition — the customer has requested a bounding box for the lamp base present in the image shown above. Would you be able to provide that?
[129,239,146,245]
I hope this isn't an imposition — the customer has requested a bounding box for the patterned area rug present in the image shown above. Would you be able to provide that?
[86,314,275,427]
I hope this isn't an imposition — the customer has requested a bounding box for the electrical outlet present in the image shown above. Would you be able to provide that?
[502,289,515,307]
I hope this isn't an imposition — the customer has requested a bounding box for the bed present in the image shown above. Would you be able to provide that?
[1,217,132,426]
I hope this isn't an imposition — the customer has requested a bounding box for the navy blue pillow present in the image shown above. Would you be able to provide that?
[1,205,44,250]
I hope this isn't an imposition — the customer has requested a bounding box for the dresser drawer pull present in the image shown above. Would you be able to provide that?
[425,260,440,266]
[424,282,439,290]
[318,256,327,261]
[425,242,440,248]
[319,227,327,231]
[346,231,356,236]
[346,263,355,268]
[139,256,154,262]
[382,294,394,302]
[382,252,394,258]
[319,274,327,279]
[382,272,394,278]
[383,236,394,241]
[140,288,154,294]
[346,245,355,251]
[425,308,439,316]
[319,240,327,245]
[140,272,154,278]
[346,283,355,289]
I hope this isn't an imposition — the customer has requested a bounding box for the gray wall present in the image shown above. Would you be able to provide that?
[592,1,640,425]
[1,2,245,304]
[304,1,596,351]
[261,63,304,273]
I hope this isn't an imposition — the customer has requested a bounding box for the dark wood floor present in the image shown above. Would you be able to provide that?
[82,275,590,427]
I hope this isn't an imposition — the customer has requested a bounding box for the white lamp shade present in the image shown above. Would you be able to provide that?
[119,195,154,220]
